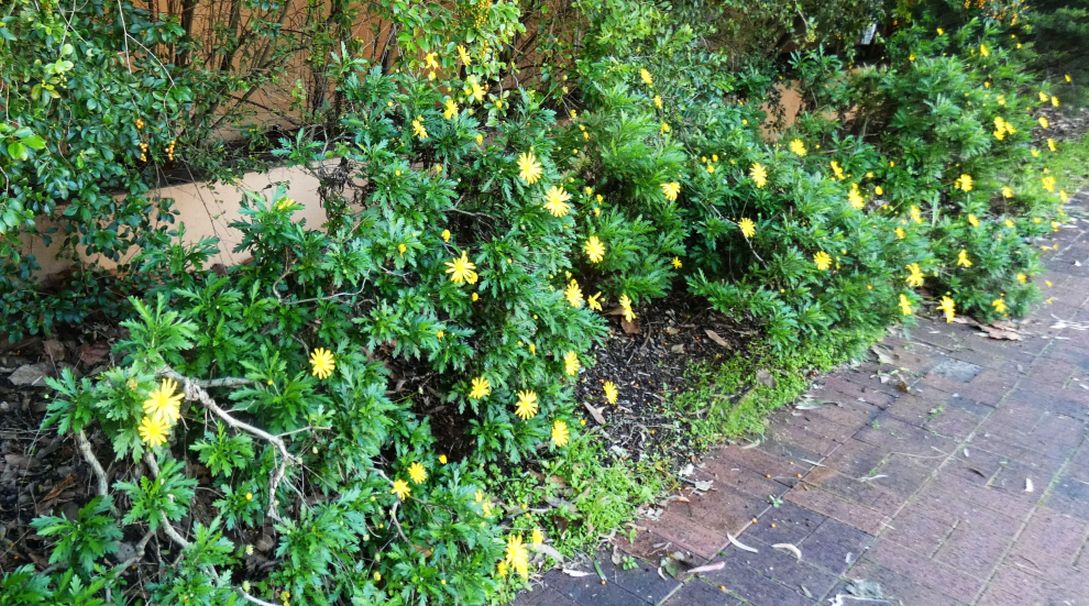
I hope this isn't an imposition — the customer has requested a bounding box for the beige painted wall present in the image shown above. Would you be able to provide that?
[31,165,328,278]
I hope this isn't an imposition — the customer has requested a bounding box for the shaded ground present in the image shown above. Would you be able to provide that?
[515,194,1089,605]
[573,297,756,466]
[0,328,114,571]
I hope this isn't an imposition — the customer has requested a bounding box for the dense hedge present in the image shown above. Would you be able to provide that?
[1,0,1077,604]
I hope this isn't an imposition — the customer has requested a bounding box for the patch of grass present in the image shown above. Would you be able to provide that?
[1051,131,1089,190]
[496,430,665,557]
[670,326,882,444]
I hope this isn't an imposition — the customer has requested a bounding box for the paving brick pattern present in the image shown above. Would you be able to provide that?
[516,193,1089,605]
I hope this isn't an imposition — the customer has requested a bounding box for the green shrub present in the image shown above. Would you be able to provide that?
[0,0,195,340]
[7,0,1082,604]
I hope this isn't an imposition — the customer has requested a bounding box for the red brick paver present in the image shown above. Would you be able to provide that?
[517,195,1089,605]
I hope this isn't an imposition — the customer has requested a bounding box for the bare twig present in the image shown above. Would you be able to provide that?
[158,367,298,521]
[114,530,154,575]
[240,590,280,606]
[76,429,110,498]
[159,514,190,549]
[192,376,255,389]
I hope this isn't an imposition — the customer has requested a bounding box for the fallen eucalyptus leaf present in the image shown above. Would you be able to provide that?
[755,369,776,387]
[772,543,802,560]
[531,544,565,563]
[692,479,714,492]
[705,329,730,348]
[726,533,759,553]
[857,474,888,483]
[870,345,897,365]
[582,402,607,425]
[686,561,726,575]
[796,399,835,410]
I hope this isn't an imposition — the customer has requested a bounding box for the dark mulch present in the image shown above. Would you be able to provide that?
[573,295,759,466]
[0,329,115,573]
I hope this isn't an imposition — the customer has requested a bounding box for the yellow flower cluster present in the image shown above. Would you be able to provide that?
[848,183,865,210]
[992,116,1016,140]
[138,377,184,448]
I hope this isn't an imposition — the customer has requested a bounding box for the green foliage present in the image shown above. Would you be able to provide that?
[0,0,196,340]
[10,0,1082,604]
[29,497,121,574]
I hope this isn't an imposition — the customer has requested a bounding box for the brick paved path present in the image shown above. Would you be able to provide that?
[517,194,1089,605]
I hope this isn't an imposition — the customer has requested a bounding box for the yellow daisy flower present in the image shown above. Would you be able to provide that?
[939,296,956,323]
[391,478,411,501]
[956,249,972,268]
[848,183,865,209]
[408,462,427,484]
[584,236,606,263]
[738,217,756,239]
[411,117,428,140]
[138,415,169,448]
[445,251,479,285]
[469,376,491,399]
[505,534,531,579]
[830,160,845,180]
[564,279,584,308]
[906,263,925,287]
[749,162,768,188]
[660,181,681,202]
[515,390,539,420]
[603,381,618,404]
[899,294,913,316]
[544,186,572,217]
[619,294,636,322]
[564,351,580,376]
[639,68,654,87]
[143,378,183,425]
[443,98,459,120]
[309,347,336,379]
[517,151,543,184]
[551,419,570,447]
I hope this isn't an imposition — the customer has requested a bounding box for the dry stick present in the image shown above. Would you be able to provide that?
[107,530,154,603]
[159,367,296,521]
[76,429,110,498]
[143,454,277,606]
[114,530,154,574]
